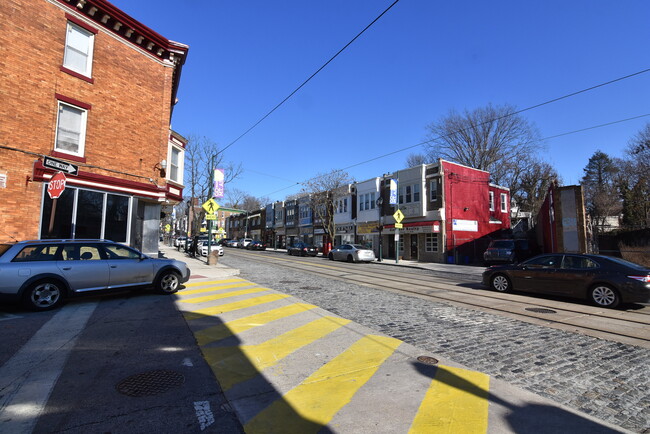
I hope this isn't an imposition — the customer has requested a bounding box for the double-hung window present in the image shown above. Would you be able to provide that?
[55,100,88,157]
[489,191,495,211]
[63,21,95,78]
[500,193,508,213]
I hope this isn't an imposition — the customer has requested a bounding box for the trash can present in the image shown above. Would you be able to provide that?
[207,250,219,265]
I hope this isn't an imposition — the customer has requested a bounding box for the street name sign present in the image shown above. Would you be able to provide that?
[43,156,78,176]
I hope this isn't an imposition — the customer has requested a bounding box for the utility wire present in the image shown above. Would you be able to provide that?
[261,112,650,198]
[221,0,402,153]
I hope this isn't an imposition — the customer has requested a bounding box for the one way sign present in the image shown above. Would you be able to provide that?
[43,156,78,176]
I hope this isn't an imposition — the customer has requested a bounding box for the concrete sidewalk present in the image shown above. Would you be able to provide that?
[158,244,627,433]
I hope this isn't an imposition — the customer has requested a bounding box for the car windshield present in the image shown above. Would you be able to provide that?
[0,243,12,258]
[491,241,514,249]
[601,256,648,270]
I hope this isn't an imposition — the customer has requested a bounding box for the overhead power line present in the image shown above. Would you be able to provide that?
[260,112,650,198]
[221,0,402,153]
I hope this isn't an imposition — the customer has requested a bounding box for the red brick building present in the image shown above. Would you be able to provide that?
[0,0,188,254]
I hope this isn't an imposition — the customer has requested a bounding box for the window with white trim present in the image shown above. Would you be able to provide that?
[489,191,495,211]
[425,233,438,252]
[168,146,183,184]
[63,22,94,77]
[55,101,87,157]
[430,180,438,201]
[500,193,508,212]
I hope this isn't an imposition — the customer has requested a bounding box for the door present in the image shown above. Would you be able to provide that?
[102,244,154,288]
[57,243,110,292]
[509,255,563,292]
[410,236,418,260]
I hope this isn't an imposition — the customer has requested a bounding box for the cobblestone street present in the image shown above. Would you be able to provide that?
[221,255,650,433]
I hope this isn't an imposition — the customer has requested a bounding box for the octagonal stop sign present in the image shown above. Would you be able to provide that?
[47,172,67,199]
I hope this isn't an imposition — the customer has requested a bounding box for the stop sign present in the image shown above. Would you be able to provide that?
[47,172,67,199]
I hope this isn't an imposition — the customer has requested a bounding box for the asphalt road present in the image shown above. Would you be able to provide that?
[220,250,650,433]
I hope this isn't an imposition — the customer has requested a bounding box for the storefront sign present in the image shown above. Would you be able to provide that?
[357,222,379,234]
[335,224,355,234]
[0,171,6,188]
[452,219,478,232]
[433,222,440,233]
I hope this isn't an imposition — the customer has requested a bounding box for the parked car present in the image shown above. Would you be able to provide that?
[238,238,253,248]
[483,239,531,265]
[175,236,188,248]
[218,238,232,246]
[328,244,376,263]
[226,239,239,248]
[247,240,267,251]
[287,242,318,257]
[482,253,650,308]
[0,239,191,311]
[198,241,224,257]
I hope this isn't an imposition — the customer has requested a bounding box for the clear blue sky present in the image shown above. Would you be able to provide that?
[110,0,650,202]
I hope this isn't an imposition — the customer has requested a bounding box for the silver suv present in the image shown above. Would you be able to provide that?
[0,239,190,311]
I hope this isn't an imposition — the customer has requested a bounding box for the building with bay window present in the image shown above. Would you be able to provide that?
[0,0,188,254]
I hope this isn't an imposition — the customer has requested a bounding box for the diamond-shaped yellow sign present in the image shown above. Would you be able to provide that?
[393,209,404,223]
[202,198,220,215]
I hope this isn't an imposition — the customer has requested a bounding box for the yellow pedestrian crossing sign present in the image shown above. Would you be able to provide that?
[393,209,404,223]
[202,198,220,215]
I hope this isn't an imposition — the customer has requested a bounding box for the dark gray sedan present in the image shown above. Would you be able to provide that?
[482,253,650,308]
[0,239,191,311]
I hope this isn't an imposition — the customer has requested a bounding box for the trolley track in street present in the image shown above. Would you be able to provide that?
[225,249,650,348]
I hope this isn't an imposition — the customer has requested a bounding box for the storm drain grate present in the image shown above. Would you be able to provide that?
[416,356,439,365]
[116,370,185,397]
[525,307,557,314]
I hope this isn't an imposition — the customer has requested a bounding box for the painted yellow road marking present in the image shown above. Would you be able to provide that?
[202,316,350,391]
[244,334,401,433]
[179,287,270,304]
[409,365,490,434]
[183,294,291,320]
[195,302,317,346]
[181,282,255,296]
[184,278,246,288]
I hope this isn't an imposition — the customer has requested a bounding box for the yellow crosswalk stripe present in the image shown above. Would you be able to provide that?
[181,282,255,296]
[183,294,291,321]
[409,365,490,434]
[184,278,246,288]
[244,335,401,433]
[194,303,317,346]
[179,287,270,304]
[202,316,350,391]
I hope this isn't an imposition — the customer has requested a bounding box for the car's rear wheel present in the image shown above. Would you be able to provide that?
[347,255,354,263]
[328,253,334,261]
[23,279,65,311]
[156,270,181,294]
[490,274,511,292]
[590,284,620,308]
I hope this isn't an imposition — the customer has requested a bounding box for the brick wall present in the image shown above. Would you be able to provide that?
[0,0,176,241]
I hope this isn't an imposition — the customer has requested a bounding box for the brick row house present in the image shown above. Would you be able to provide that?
[0,0,188,255]
[226,159,511,264]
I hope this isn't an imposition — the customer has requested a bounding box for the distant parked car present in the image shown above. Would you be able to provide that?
[226,239,239,248]
[247,240,267,251]
[175,236,188,248]
[238,238,253,248]
[482,253,650,308]
[328,244,376,263]
[287,242,318,257]
[483,239,531,265]
[198,241,224,257]
[218,238,232,246]
[0,239,191,311]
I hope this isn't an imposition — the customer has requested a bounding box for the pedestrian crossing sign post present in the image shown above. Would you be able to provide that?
[202,198,220,215]
[392,209,404,264]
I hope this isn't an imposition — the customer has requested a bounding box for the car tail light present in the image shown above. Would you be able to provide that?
[627,275,650,283]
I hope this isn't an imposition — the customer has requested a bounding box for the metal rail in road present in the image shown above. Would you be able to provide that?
[226,249,650,349]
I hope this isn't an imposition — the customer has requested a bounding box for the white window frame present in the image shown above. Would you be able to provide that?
[54,100,88,157]
[425,233,438,252]
[489,191,495,211]
[500,193,508,213]
[167,145,184,184]
[63,22,94,77]
[430,180,438,201]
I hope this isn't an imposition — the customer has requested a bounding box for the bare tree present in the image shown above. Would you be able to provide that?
[423,103,542,187]
[405,153,429,168]
[182,135,242,237]
[301,170,355,249]
[511,157,560,216]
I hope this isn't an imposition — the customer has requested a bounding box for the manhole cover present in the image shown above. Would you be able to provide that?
[116,370,185,397]
[416,356,439,365]
[525,307,557,314]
